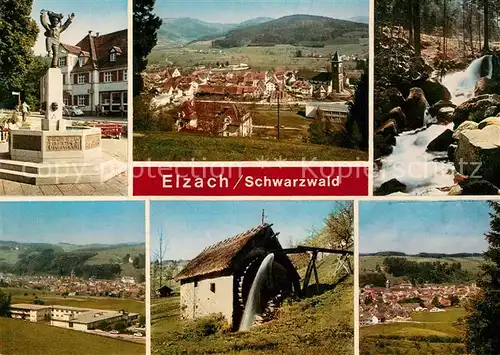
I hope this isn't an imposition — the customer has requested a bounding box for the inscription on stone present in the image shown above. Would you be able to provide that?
[46,136,82,151]
[85,134,100,150]
[13,135,42,151]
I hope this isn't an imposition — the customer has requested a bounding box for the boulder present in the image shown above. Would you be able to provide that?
[459,179,500,195]
[474,77,499,96]
[381,88,406,114]
[484,105,499,117]
[452,121,479,140]
[454,125,500,187]
[375,119,398,136]
[411,77,452,106]
[428,100,456,123]
[386,107,407,130]
[452,94,500,128]
[427,129,453,152]
[478,117,500,129]
[403,87,429,130]
[374,134,395,159]
[375,178,407,196]
[448,143,457,161]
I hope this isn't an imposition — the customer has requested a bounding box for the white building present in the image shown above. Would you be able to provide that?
[40,29,127,116]
[305,101,350,125]
[10,304,139,332]
[174,223,300,330]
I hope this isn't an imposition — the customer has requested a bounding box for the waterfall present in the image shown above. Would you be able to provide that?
[239,253,274,332]
[441,55,492,105]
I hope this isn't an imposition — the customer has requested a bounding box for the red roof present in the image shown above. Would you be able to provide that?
[180,100,249,125]
[197,85,226,95]
[73,29,127,72]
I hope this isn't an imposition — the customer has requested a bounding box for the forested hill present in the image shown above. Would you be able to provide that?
[213,14,368,48]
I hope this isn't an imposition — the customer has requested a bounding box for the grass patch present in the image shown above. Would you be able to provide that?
[361,307,467,354]
[0,317,144,355]
[152,275,354,354]
[134,131,367,161]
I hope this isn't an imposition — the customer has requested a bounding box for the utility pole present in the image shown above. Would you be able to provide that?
[277,88,280,140]
[261,209,265,224]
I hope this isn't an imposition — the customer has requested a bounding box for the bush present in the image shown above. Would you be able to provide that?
[113,321,127,332]
[133,95,156,131]
[133,95,174,132]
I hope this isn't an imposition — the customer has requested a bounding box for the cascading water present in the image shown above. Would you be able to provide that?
[375,55,493,195]
[239,253,274,332]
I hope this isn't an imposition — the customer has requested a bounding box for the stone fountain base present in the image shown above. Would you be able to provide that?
[2,125,126,185]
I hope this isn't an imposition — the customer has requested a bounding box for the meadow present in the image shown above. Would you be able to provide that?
[360,308,467,355]
[0,317,144,355]
[148,43,367,72]
[133,132,366,161]
[6,287,145,315]
[151,255,354,354]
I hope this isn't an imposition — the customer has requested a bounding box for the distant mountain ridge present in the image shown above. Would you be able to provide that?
[157,15,367,48]
[158,17,274,47]
[212,14,368,48]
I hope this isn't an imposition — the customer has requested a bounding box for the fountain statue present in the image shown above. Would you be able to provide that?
[40,10,75,68]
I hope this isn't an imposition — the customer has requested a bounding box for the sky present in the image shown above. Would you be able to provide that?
[0,201,145,245]
[31,0,128,55]
[155,0,369,24]
[150,201,343,260]
[359,201,490,254]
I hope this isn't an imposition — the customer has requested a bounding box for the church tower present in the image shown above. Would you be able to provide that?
[331,51,344,93]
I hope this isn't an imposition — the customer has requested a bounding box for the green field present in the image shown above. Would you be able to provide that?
[360,256,483,282]
[87,245,145,265]
[6,288,145,315]
[0,317,144,355]
[149,43,367,72]
[361,308,467,354]
[151,255,354,354]
[134,131,367,161]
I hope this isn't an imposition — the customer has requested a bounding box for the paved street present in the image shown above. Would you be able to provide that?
[0,171,128,196]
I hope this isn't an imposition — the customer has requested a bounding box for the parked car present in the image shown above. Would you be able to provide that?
[134,332,143,337]
[109,330,119,334]
[63,106,84,117]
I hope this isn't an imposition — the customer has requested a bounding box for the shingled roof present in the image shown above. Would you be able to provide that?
[174,224,273,281]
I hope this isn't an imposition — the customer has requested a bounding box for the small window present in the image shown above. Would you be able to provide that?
[104,72,113,83]
[110,53,116,62]
[123,70,127,81]
[210,283,215,293]
[59,57,66,67]
[79,57,84,67]
[77,74,85,84]
[77,95,86,106]
[194,281,198,288]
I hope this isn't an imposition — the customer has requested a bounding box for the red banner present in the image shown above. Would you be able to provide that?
[133,166,368,196]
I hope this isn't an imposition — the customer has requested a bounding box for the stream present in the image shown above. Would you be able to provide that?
[374,55,494,195]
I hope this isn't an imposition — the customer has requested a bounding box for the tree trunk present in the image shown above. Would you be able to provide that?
[408,0,414,45]
[443,0,447,58]
[483,0,489,54]
[413,0,421,58]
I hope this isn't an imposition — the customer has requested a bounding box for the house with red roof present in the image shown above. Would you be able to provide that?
[41,30,128,116]
[176,99,252,137]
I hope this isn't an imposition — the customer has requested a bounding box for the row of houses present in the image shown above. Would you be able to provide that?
[359,283,478,325]
[145,52,360,105]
